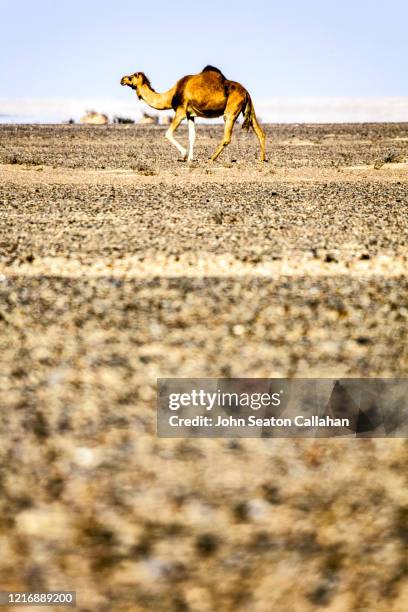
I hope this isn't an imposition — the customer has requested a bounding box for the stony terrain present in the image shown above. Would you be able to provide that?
[0,124,407,611]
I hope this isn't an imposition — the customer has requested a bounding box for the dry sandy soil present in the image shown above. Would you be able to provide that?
[0,124,408,611]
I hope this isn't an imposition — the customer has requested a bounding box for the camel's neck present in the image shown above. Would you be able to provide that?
[136,83,175,111]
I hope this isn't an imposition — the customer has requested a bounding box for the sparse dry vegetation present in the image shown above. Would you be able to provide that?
[114,116,136,124]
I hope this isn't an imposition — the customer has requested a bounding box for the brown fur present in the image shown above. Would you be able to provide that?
[120,67,266,162]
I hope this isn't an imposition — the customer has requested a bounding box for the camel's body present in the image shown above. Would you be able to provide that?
[120,66,265,162]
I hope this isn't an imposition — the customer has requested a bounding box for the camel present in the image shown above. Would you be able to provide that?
[120,66,265,162]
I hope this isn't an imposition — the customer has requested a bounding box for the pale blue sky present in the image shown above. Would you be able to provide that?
[1,0,407,101]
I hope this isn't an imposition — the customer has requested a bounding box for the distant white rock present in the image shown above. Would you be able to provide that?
[80,111,108,125]
[139,112,159,125]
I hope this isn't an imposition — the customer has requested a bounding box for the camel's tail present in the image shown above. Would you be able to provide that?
[241,93,266,161]
[242,93,254,131]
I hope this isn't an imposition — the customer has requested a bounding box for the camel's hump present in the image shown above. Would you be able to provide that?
[201,65,226,79]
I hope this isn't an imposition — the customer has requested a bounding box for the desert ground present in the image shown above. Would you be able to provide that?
[0,123,408,611]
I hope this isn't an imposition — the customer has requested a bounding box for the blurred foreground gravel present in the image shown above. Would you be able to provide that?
[0,124,407,611]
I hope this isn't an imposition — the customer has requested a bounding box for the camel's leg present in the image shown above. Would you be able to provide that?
[251,113,266,162]
[211,97,241,162]
[165,108,187,159]
[210,115,238,162]
[187,117,196,162]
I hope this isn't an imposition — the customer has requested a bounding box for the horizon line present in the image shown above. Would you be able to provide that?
[1,96,408,124]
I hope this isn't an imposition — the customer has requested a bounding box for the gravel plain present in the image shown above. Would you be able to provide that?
[0,124,408,611]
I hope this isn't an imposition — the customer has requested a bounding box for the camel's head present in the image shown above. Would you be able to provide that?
[120,72,149,90]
